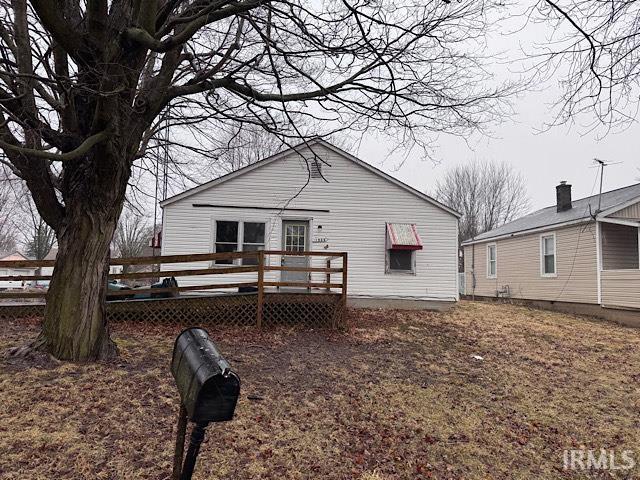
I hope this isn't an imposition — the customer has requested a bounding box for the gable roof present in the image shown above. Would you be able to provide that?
[0,251,29,262]
[462,182,640,245]
[160,138,461,218]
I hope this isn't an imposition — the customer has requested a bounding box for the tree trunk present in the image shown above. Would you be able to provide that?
[37,206,120,361]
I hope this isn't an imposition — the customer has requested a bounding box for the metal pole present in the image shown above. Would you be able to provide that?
[172,404,188,480]
[180,422,208,480]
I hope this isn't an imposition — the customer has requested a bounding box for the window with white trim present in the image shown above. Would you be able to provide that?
[214,220,266,265]
[487,243,497,278]
[541,234,556,276]
[241,222,266,265]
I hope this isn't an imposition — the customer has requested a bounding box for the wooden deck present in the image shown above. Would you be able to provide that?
[0,251,348,328]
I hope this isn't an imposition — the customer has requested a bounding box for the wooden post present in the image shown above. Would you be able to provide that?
[172,403,188,480]
[256,250,264,328]
[341,252,348,308]
[325,258,331,292]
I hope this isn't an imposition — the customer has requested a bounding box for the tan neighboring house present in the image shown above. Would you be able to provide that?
[462,182,640,324]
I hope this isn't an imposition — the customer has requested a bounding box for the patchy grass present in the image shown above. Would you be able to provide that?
[1,302,639,479]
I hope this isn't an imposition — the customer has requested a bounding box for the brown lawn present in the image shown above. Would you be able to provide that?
[1,301,639,479]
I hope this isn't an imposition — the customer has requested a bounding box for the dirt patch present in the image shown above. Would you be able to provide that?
[1,302,639,479]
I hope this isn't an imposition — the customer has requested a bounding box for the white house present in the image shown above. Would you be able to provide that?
[160,138,460,309]
[0,252,36,289]
[41,248,123,282]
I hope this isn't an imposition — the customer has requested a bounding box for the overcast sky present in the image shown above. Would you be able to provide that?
[352,7,640,213]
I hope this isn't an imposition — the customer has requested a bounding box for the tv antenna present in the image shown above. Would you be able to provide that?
[592,158,622,214]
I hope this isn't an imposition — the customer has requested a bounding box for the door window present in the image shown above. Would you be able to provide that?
[285,224,307,252]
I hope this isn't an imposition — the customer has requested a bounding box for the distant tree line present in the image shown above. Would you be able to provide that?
[434,161,530,243]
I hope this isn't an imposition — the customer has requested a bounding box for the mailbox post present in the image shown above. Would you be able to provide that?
[171,328,241,480]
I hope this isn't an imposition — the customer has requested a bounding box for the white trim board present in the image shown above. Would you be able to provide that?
[596,217,640,228]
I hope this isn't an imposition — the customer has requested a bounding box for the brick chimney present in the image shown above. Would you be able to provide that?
[556,181,572,212]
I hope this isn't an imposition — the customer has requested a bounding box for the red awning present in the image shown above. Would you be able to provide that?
[386,223,423,250]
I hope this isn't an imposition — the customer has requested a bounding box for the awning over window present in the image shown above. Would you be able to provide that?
[386,223,423,250]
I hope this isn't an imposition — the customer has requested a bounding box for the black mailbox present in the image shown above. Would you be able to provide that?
[171,328,241,423]
[171,328,241,480]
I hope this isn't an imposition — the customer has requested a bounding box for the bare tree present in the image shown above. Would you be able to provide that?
[19,197,56,260]
[434,161,530,243]
[0,1,509,360]
[112,210,152,274]
[0,167,18,252]
[529,0,640,128]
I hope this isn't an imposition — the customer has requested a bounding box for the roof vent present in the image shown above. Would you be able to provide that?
[556,181,572,212]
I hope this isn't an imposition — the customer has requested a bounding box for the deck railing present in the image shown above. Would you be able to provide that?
[0,250,348,327]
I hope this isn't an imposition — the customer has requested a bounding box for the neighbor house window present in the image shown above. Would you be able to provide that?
[487,243,497,278]
[214,220,266,265]
[540,233,556,276]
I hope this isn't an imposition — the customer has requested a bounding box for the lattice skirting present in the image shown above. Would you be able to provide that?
[0,293,345,328]
[0,303,45,321]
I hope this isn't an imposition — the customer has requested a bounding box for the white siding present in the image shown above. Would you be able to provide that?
[161,143,458,301]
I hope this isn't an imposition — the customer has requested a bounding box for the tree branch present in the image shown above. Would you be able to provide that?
[0,131,110,162]
[124,0,264,53]
[29,0,85,61]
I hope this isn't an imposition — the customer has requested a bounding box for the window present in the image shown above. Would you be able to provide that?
[388,250,414,272]
[487,243,497,278]
[214,221,238,264]
[242,222,266,265]
[385,223,422,274]
[284,224,307,252]
[214,220,266,265]
[540,233,556,276]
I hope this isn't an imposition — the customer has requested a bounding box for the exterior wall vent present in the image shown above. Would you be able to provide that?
[310,160,322,179]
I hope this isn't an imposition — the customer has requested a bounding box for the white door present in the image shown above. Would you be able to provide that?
[281,221,310,284]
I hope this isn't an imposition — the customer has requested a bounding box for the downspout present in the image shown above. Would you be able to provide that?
[471,243,476,301]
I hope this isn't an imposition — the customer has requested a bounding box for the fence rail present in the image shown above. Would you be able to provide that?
[0,250,348,328]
